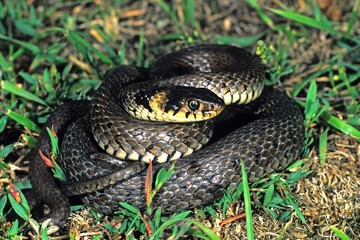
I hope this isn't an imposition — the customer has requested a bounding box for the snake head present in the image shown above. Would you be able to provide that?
[127,86,225,122]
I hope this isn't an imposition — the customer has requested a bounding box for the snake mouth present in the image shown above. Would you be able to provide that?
[126,86,225,122]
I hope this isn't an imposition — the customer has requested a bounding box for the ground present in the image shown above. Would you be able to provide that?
[0,0,359,239]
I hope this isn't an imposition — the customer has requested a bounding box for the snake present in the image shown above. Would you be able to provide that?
[27,44,305,226]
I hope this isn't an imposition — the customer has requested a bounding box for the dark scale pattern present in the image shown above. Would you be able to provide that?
[28,44,304,226]
[91,66,214,163]
[64,87,304,215]
[27,100,91,226]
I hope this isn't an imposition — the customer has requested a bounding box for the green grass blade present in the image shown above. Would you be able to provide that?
[284,192,306,224]
[0,116,7,133]
[305,80,319,121]
[1,81,48,106]
[330,226,351,240]
[269,8,337,34]
[247,0,274,28]
[346,0,360,37]
[5,109,41,133]
[119,41,126,65]
[119,202,142,216]
[319,127,329,164]
[156,0,179,27]
[182,219,220,240]
[338,66,358,100]
[46,127,59,159]
[66,31,113,65]
[0,33,40,53]
[150,211,191,239]
[321,111,360,140]
[215,34,264,47]
[181,0,195,27]
[0,195,7,220]
[241,161,254,240]
[0,52,10,69]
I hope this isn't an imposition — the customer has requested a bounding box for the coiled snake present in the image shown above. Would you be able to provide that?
[28,44,304,226]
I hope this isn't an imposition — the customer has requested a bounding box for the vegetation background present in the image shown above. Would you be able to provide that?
[0,0,359,239]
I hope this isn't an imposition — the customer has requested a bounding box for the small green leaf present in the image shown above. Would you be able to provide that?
[119,202,142,216]
[52,164,66,181]
[19,72,37,84]
[17,187,30,216]
[70,204,85,212]
[46,225,59,237]
[287,170,312,184]
[14,18,38,36]
[286,160,305,170]
[0,144,14,158]
[22,134,38,148]
[62,64,73,77]
[40,219,52,239]
[8,193,29,221]
[0,195,7,219]
[263,207,278,218]
[42,68,55,97]
[154,165,174,193]
[46,127,59,159]
[154,208,162,228]
[263,184,275,207]
[29,218,40,235]
[279,210,292,221]
[268,196,285,206]
[0,52,9,69]
[14,180,33,190]
[9,219,19,236]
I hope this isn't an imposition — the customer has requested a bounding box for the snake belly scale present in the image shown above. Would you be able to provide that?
[28,44,305,226]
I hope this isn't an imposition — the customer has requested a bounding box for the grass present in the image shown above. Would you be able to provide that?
[0,0,359,239]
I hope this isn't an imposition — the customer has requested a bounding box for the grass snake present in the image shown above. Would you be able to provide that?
[28,44,304,226]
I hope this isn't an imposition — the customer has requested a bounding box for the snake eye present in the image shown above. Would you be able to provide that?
[188,100,200,110]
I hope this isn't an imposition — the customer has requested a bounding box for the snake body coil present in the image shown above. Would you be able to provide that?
[28,44,304,226]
